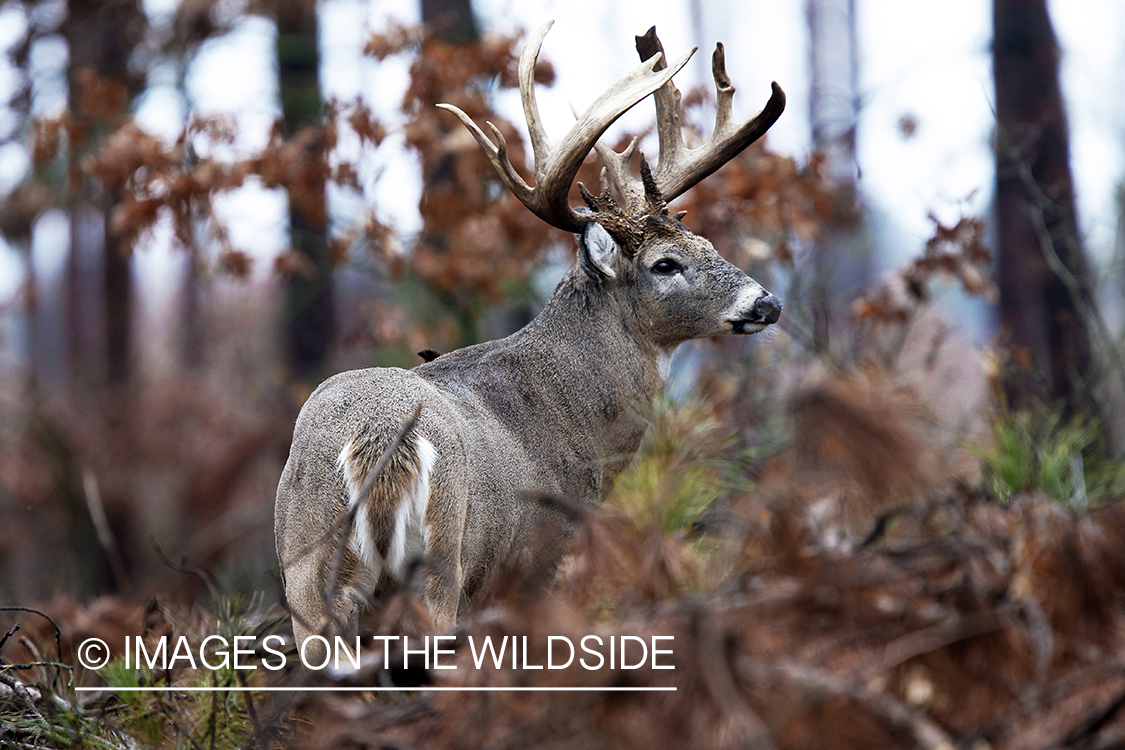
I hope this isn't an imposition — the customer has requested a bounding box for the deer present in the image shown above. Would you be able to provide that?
[275,20,785,655]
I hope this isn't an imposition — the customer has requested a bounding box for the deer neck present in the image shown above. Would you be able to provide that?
[517,269,666,473]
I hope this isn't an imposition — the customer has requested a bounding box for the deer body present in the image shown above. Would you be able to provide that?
[275,21,785,648]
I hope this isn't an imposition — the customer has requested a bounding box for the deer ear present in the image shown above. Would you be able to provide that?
[577,221,619,281]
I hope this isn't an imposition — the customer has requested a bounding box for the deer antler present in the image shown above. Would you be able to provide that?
[596,27,786,213]
[437,20,693,233]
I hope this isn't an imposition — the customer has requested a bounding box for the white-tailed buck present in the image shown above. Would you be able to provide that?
[275,21,785,649]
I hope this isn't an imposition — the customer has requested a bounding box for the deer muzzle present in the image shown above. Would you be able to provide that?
[726,288,783,334]
[752,293,783,324]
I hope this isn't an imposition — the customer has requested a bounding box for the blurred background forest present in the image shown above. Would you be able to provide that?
[3,0,1125,747]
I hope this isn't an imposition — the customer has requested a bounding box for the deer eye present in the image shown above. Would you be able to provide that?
[651,258,683,275]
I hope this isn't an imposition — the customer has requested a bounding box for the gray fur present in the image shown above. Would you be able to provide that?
[274,217,780,647]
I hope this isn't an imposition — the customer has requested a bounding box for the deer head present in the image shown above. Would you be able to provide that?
[438,21,785,350]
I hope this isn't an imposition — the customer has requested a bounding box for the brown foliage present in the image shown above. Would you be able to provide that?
[0,183,50,242]
[8,16,1117,750]
[278,487,1125,750]
[786,369,940,535]
[379,24,556,301]
[14,64,381,280]
[0,370,288,603]
[273,481,1125,750]
[853,214,995,324]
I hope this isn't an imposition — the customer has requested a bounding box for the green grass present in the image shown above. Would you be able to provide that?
[608,396,741,533]
[1,595,284,749]
[976,405,1125,506]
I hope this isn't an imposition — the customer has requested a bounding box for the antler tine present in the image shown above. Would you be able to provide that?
[439,20,694,234]
[592,135,644,210]
[635,28,684,192]
[574,85,641,208]
[589,27,679,216]
[631,27,787,206]
[518,21,555,172]
[435,106,535,200]
[656,43,785,201]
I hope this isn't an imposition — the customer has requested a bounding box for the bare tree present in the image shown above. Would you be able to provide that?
[62,0,147,388]
[808,0,858,187]
[993,0,1102,431]
[0,5,47,390]
[274,2,334,379]
[805,0,864,351]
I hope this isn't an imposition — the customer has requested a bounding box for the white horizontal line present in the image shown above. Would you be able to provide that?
[75,686,677,693]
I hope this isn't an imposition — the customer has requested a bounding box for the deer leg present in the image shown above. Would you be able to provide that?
[284,536,373,668]
[420,470,466,629]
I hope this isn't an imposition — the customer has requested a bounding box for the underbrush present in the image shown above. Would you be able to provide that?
[0,596,287,749]
[5,379,1125,749]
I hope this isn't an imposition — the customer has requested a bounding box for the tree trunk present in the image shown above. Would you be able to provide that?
[62,0,144,389]
[418,0,482,345]
[806,0,864,351]
[421,0,478,43]
[808,0,859,187]
[993,0,1100,426]
[276,4,333,380]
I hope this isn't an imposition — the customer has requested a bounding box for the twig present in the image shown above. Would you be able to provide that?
[1011,150,1125,423]
[739,657,957,750]
[237,671,264,750]
[0,737,76,750]
[777,316,848,374]
[206,669,219,750]
[164,709,207,750]
[870,611,1005,673]
[0,670,47,729]
[0,607,65,690]
[82,469,132,592]
[245,688,300,750]
[18,636,44,678]
[148,537,219,604]
[0,662,73,674]
[0,622,19,653]
[1054,684,1125,749]
[687,602,772,746]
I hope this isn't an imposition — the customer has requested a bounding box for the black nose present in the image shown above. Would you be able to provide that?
[756,292,783,323]
[754,293,782,324]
